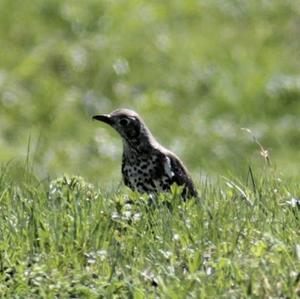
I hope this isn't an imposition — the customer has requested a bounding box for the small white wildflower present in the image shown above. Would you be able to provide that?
[111,211,120,220]
[97,250,107,261]
[206,266,213,276]
[172,234,180,241]
[122,210,131,220]
[133,213,141,222]
[287,198,300,208]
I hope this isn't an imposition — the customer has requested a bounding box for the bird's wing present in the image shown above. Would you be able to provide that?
[163,156,175,178]
[164,151,198,198]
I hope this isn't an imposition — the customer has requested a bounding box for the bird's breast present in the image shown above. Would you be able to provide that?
[121,154,173,194]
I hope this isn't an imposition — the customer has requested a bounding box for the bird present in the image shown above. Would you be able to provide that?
[93,108,198,198]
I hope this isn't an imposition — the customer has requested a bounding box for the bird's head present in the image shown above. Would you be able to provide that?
[93,108,153,149]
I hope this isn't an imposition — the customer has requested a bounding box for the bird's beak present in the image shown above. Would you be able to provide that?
[92,114,113,125]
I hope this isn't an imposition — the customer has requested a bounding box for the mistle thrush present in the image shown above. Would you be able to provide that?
[93,108,198,198]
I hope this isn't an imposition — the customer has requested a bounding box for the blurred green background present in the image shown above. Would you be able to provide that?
[0,0,299,186]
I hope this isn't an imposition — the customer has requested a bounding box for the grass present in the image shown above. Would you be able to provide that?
[0,163,299,298]
[0,0,300,182]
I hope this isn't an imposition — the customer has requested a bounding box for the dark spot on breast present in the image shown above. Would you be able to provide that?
[150,181,156,188]
[162,184,170,191]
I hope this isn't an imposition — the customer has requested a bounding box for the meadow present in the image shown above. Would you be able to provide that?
[0,0,299,297]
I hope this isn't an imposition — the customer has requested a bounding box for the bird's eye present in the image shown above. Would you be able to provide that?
[119,118,129,126]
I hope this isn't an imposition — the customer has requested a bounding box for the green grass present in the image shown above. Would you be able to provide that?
[0,165,299,298]
[0,0,300,182]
